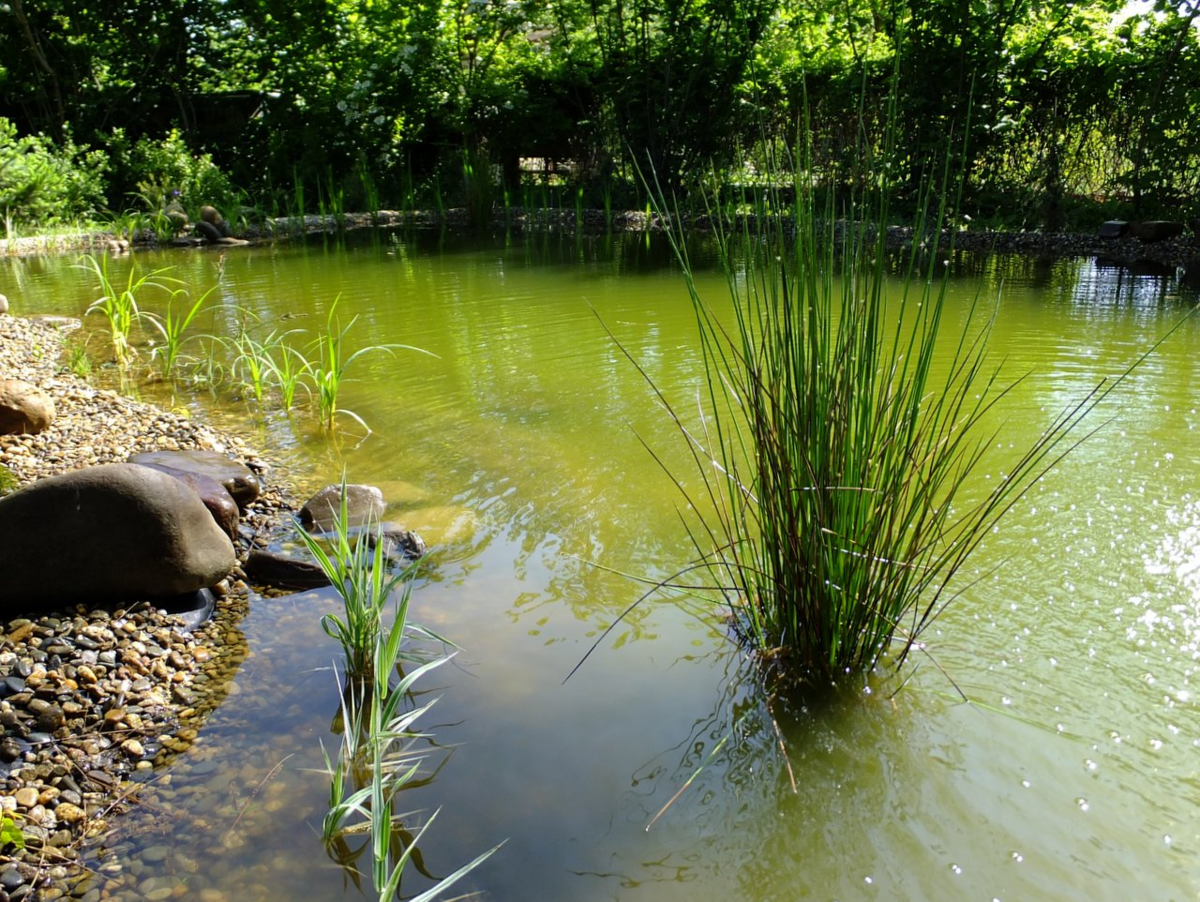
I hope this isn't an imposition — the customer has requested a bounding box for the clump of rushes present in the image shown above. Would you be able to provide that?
[614,142,1178,687]
[77,253,178,367]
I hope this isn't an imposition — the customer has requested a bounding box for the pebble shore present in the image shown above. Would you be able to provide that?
[0,315,292,902]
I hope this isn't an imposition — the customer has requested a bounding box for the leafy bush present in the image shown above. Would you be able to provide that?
[0,118,108,235]
[105,128,235,216]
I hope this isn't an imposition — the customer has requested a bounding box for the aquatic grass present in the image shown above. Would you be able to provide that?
[309,484,501,900]
[305,297,431,433]
[319,620,500,902]
[262,340,312,411]
[296,484,413,680]
[142,284,217,379]
[613,142,1182,687]
[77,253,179,368]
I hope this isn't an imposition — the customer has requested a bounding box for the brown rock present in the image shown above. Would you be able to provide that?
[0,379,55,435]
[128,450,261,510]
[0,463,237,612]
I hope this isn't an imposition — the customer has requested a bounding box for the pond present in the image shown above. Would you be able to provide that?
[5,230,1199,901]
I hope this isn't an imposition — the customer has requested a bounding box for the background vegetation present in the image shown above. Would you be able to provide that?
[1,0,1198,233]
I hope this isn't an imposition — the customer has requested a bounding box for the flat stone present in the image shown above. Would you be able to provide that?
[243,549,331,589]
[1097,220,1128,239]
[128,450,260,510]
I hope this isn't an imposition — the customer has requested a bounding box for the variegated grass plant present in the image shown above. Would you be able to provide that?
[303,483,501,899]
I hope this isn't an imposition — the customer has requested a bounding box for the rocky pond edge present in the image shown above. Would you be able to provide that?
[2,208,1199,275]
[0,313,318,902]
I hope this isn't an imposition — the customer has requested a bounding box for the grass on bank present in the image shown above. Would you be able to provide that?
[611,146,1185,688]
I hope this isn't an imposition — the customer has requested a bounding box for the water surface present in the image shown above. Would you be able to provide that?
[4,232,1198,900]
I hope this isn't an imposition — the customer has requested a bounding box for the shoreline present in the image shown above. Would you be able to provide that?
[2,208,1197,271]
[0,314,294,901]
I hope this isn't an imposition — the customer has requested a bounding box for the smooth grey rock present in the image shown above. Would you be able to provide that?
[1097,220,1128,239]
[300,484,385,531]
[128,449,260,510]
[130,461,239,540]
[1130,220,1185,243]
[0,463,236,611]
[0,379,55,435]
[243,549,331,589]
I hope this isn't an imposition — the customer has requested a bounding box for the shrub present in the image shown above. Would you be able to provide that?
[0,118,108,235]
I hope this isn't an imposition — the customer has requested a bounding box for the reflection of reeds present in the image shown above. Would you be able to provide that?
[307,482,501,900]
[618,140,1171,687]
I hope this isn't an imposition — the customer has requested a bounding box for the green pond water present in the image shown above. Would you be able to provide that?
[5,232,1200,901]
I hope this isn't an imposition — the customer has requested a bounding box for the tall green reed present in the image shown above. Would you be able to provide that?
[306,297,430,433]
[306,485,501,899]
[143,284,216,378]
[77,254,178,368]
[615,144,1178,687]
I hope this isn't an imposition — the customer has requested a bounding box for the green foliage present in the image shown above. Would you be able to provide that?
[617,139,1176,685]
[105,128,236,217]
[0,463,18,497]
[61,336,94,378]
[3,0,1200,228]
[0,812,25,850]
[0,118,108,235]
[77,254,179,368]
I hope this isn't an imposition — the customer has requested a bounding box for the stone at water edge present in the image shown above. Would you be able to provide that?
[0,379,55,435]
[243,549,332,589]
[128,449,261,510]
[0,293,8,314]
[299,483,385,531]
[131,461,240,540]
[1130,220,1186,243]
[0,463,236,611]
[1097,220,1129,239]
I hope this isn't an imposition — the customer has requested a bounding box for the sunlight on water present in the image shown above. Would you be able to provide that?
[3,233,1199,901]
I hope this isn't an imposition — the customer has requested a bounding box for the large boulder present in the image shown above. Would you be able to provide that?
[128,449,261,510]
[130,461,240,540]
[0,463,236,610]
[0,380,55,435]
[300,484,385,531]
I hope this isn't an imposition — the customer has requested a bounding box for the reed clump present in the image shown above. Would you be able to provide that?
[631,148,1167,687]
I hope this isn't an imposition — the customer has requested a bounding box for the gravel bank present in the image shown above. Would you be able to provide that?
[0,315,292,902]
